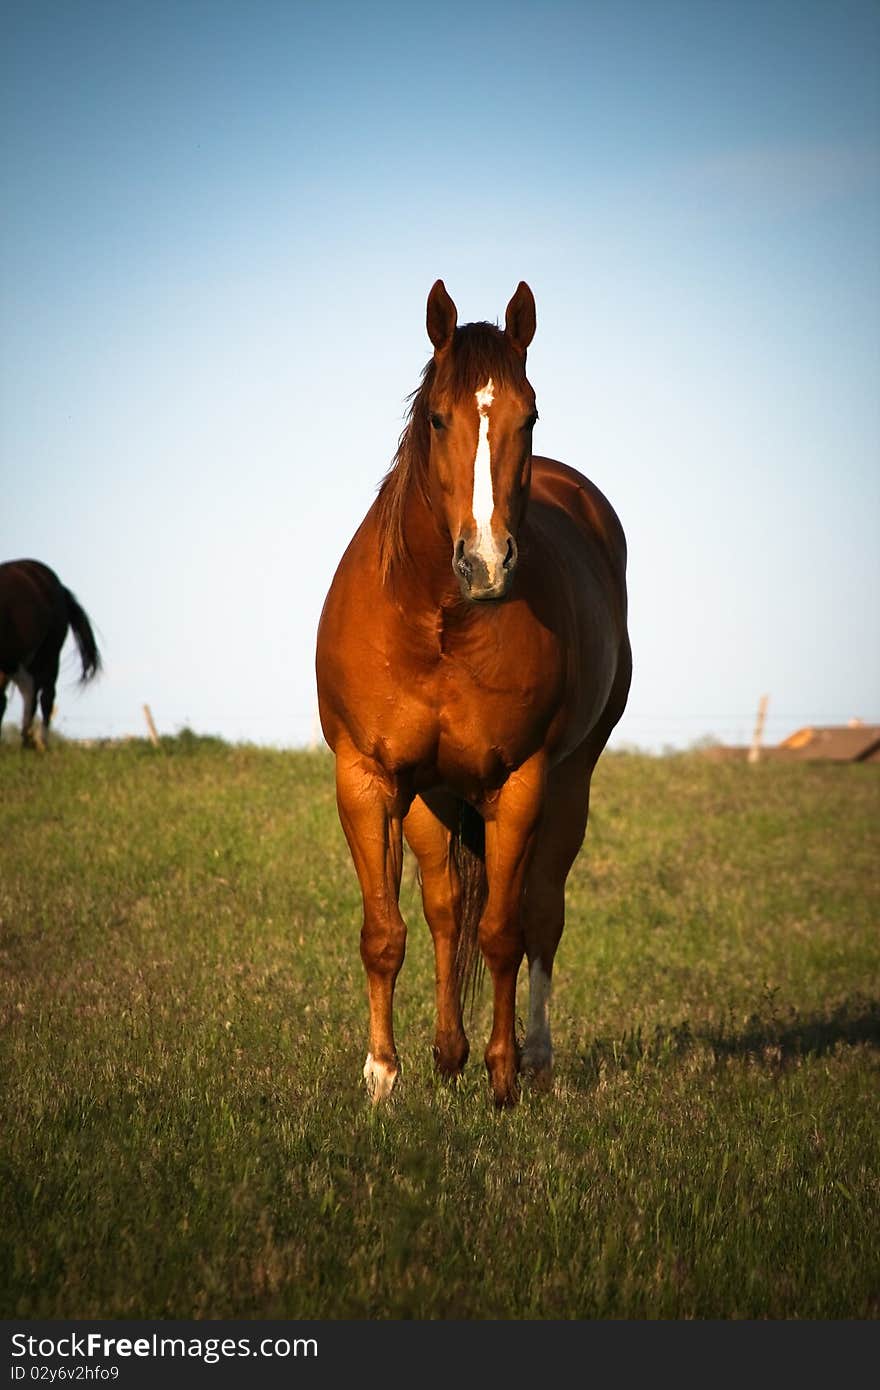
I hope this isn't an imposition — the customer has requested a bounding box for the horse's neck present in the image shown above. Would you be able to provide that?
[393,481,458,609]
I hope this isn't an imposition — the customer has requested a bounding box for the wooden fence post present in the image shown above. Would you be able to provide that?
[143,704,160,748]
[748,694,769,764]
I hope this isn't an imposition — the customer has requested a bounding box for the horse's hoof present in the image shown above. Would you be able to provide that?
[432,1036,469,1080]
[363,1052,398,1103]
[522,1064,554,1092]
[434,1059,467,1083]
[486,1045,520,1107]
[487,1063,520,1107]
[520,1043,554,1091]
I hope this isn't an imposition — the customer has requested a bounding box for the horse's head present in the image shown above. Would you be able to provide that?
[425,280,537,602]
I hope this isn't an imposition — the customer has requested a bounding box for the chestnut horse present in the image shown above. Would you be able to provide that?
[316,282,631,1105]
[0,559,101,748]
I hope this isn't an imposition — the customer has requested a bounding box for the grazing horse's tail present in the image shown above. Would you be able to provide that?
[452,800,487,1014]
[63,588,101,682]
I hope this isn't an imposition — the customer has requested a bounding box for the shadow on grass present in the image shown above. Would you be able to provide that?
[577,994,880,1089]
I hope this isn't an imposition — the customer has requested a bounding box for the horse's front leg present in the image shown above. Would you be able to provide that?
[334,741,409,1102]
[480,753,546,1107]
[403,790,469,1080]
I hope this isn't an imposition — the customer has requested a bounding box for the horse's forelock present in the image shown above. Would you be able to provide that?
[437,322,526,401]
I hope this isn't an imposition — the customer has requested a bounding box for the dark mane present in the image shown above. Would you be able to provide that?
[375,323,527,580]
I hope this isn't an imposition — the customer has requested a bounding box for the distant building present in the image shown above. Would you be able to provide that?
[771,724,880,763]
[705,721,880,763]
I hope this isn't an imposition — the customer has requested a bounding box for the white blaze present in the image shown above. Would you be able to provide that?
[471,378,495,550]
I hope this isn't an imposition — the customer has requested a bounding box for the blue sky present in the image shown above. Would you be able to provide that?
[2,0,878,750]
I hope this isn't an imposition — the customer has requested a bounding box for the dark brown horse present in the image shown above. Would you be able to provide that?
[0,559,101,748]
[315,282,631,1105]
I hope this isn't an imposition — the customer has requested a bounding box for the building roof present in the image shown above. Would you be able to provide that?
[774,724,880,762]
[702,722,880,763]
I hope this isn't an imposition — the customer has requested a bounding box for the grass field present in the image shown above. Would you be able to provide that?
[1,737,878,1319]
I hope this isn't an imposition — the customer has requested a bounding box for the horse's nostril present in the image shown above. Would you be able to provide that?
[503,535,518,571]
[454,538,472,583]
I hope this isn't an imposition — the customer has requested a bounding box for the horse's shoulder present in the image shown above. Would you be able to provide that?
[530,456,627,568]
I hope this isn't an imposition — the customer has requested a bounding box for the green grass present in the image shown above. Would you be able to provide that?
[1,739,878,1318]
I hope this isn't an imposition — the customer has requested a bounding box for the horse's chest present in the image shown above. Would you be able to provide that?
[337,596,567,787]
[435,704,534,790]
[406,638,562,789]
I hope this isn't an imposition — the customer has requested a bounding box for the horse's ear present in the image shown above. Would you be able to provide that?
[426,280,458,354]
[504,281,536,355]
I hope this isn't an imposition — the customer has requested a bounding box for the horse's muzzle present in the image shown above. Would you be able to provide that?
[453,534,518,602]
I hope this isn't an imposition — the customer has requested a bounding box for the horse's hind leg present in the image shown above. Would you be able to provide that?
[403,791,469,1079]
[0,673,7,740]
[37,655,59,746]
[39,685,54,742]
[15,668,39,749]
[520,740,594,1089]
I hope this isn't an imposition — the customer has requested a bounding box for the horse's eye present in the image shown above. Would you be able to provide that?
[430,413,446,431]
[523,411,539,431]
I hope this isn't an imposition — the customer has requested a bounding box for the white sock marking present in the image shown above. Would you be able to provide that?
[363,1051,397,1102]
[524,959,553,1070]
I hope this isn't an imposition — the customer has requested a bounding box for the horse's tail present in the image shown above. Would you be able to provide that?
[63,588,101,682]
[452,800,487,1015]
